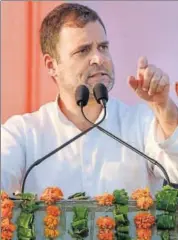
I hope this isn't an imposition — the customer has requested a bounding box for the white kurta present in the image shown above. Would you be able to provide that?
[1,97,178,198]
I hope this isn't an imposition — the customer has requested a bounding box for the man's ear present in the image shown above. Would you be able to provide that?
[43,54,58,77]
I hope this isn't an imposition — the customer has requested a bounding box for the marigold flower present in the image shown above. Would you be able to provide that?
[95,193,114,206]
[44,215,59,228]
[131,188,154,210]
[136,228,152,240]
[46,205,61,216]
[134,212,155,229]
[40,187,63,204]
[44,228,59,238]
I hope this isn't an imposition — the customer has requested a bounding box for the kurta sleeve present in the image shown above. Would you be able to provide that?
[145,117,178,183]
[1,116,26,195]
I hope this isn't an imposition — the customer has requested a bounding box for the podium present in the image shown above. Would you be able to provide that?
[9,199,178,240]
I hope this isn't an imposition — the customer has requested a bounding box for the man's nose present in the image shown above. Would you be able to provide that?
[89,52,104,66]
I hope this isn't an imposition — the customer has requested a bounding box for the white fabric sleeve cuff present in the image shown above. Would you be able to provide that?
[152,118,178,153]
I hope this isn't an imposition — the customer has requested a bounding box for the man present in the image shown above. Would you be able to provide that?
[1,3,178,198]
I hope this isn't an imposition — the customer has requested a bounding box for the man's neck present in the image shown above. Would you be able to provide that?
[58,93,102,131]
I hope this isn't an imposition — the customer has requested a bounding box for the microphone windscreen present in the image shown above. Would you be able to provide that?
[93,83,108,104]
[75,85,89,107]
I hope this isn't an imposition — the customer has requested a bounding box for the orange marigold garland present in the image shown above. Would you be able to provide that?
[95,193,115,239]
[40,187,63,239]
[96,216,115,240]
[132,187,155,240]
[1,190,16,240]
[134,212,155,240]
[131,187,154,210]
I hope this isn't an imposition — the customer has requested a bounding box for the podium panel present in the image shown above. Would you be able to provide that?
[10,200,178,240]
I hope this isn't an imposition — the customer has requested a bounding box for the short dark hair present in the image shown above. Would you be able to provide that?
[40,3,106,60]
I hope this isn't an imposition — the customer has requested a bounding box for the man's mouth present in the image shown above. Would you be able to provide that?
[88,72,109,78]
[86,73,111,90]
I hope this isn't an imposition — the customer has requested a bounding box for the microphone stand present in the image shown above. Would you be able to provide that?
[80,105,172,186]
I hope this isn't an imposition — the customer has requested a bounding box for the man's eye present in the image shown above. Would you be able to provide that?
[99,45,108,51]
[78,47,90,54]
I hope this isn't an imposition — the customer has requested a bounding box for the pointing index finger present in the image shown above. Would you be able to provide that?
[138,56,148,69]
[137,56,148,79]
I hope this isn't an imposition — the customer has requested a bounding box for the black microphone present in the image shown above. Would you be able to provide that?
[21,85,106,193]
[75,84,90,107]
[79,83,172,186]
[93,82,108,107]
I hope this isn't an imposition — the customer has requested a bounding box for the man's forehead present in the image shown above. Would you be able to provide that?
[58,21,107,49]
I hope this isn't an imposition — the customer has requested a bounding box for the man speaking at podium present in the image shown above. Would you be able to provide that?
[1,3,178,198]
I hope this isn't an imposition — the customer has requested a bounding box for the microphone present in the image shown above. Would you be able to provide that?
[93,82,108,107]
[21,85,106,193]
[75,84,90,107]
[78,83,172,186]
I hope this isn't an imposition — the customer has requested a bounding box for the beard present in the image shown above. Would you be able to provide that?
[82,65,115,94]
[56,64,115,100]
